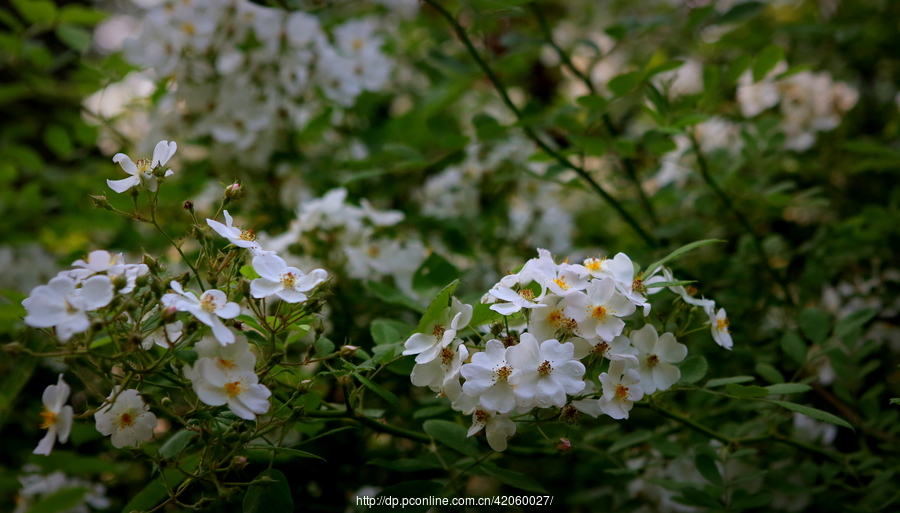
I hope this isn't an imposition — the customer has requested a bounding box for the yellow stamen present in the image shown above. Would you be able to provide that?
[40,409,56,429]
[224,381,244,398]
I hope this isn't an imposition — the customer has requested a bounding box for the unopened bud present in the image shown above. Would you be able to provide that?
[177,272,191,286]
[232,320,244,331]
[183,200,194,212]
[207,274,218,288]
[113,274,129,292]
[142,254,159,272]
[239,278,251,296]
[556,438,572,452]
[130,187,140,200]
[150,279,165,298]
[339,345,358,358]
[161,306,178,324]
[490,322,503,337]
[136,275,149,288]
[90,194,112,210]
[231,456,248,470]
[224,181,243,200]
[3,342,23,355]
[160,397,172,406]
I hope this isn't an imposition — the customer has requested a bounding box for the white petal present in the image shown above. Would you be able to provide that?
[252,253,287,282]
[112,153,138,175]
[107,177,139,193]
[250,278,283,298]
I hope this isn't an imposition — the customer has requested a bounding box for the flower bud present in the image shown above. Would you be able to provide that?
[339,345,358,358]
[90,194,112,210]
[232,320,244,331]
[142,254,159,272]
[556,438,572,452]
[136,275,150,288]
[224,181,243,201]
[231,456,248,470]
[490,322,503,337]
[126,333,142,351]
[239,278,251,296]
[113,274,129,292]
[150,279,165,298]
[183,200,194,212]
[207,274,218,288]
[161,306,178,324]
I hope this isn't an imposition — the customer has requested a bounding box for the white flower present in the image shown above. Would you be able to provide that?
[606,253,650,315]
[94,388,158,448]
[564,277,636,341]
[142,320,183,350]
[570,333,637,361]
[710,308,733,349]
[486,270,546,316]
[23,275,114,341]
[161,282,240,345]
[190,358,271,420]
[107,140,176,193]
[249,253,327,303]
[402,298,473,364]
[597,360,644,420]
[460,339,518,414]
[207,210,264,251]
[645,267,715,310]
[411,338,468,392]
[467,408,517,452]
[62,250,149,294]
[189,333,257,374]
[33,375,74,455]
[528,294,579,342]
[628,325,687,394]
[507,333,585,409]
[529,248,588,296]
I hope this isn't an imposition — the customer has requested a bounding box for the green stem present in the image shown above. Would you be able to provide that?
[150,215,205,292]
[422,0,658,248]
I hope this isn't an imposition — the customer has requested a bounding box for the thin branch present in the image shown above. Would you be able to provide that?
[422,0,659,248]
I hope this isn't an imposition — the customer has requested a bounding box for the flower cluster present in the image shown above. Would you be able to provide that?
[112,0,394,166]
[405,248,731,451]
[22,139,329,455]
[738,62,858,151]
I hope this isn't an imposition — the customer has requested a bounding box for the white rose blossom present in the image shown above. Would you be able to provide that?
[249,253,327,303]
[507,333,586,409]
[161,282,240,345]
[207,210,267,253]
[710,307,733,350]
[467,408,517,452]
[410,338,469,392]
[94,388,158,448]
[189,359,271,420]
[460,339,518,414]
[628,325,687,395]
[564,277,636,342]
[107,140,177,193]
[597,360,644,420]
[33,375,74,456]
[402,298,473,364]
[22,275,114,341]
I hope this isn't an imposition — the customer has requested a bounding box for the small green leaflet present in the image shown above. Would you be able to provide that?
[769,400,853,430]
[643,239,725,278]
[354,373,400,406]
[416,280,459,334]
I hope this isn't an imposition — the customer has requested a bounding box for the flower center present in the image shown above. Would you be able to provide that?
[440,347,454,366]
[518,289,535,301]
[584,257,605,272]
[593,341,609,355]
[115,411,137,429]
[474,409,489,424]
[537,360,553,376]
[281,272,297,289]
[224,381,245,397]
[182,22,196,36]
[632,278,645,294]
[615,384,630,400]
[367,244,380,258]
[239,229,256,242]
[200,295,218,312]
[218,357,238,370]
[560,404,580,424]
[135,158,152,173]
[432,324,446,340]
[40,409,56,429]
[553,277,570,291]
[351,38,364,52]
[685,285,698,296]
[717,317,730,332]
[646,354,659,367]
[495,365,512,382]
[590,305,607,320]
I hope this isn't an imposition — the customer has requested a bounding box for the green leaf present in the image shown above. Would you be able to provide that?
[726,383,769,398]
[576,94,607,111]
[727,54,753,84]
[608,71,643,96]
[834,307,878,341]
[706,376,754,388]
[678,356,708,384]
[423,419,479,457]
[240,265,260,280]
[26,487,86,513]
[481,463,547,493]
[468,302,503,328]
[366,280,424,313]
[765,383,812,395]
[57,5,105,25]
[799,308,830,344]
[412,252,459,295]
[416,280,459,334]
[412,404,450,419]
[472,113,506,140]
[770,401,853,430]
[314,337,335,357]
[731,489,773,509]
[159,429,195,460]
[643,239,725,278]
[718,1,763,24]
[695,454,722,486]
[580,137,607,156]
[355,373,400,406]
[752,45,785,82]
[890,398,900,406]
[755,362,784,384]
[645,280,696,289]
[55,25,91,52]
[250,445,325,461]
[43,124,73,158]
[11,0,56,24]
[780,330,807,365]
[371,319,401,345]
[174,349,198,365]
[679,487,721,509]
[243,469,293,513]
[371,481,442,513]
[646,59,685,77]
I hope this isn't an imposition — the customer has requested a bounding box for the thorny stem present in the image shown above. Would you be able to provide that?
[422,0,659,248]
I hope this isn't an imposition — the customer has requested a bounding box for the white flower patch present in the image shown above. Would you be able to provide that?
[507,334,585,409]
[23,275,113,341]
[33,375,74,456]
[161,282,240,345]
[107,140,176,193]
[94,388,158,448]
[250,253,327,303]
